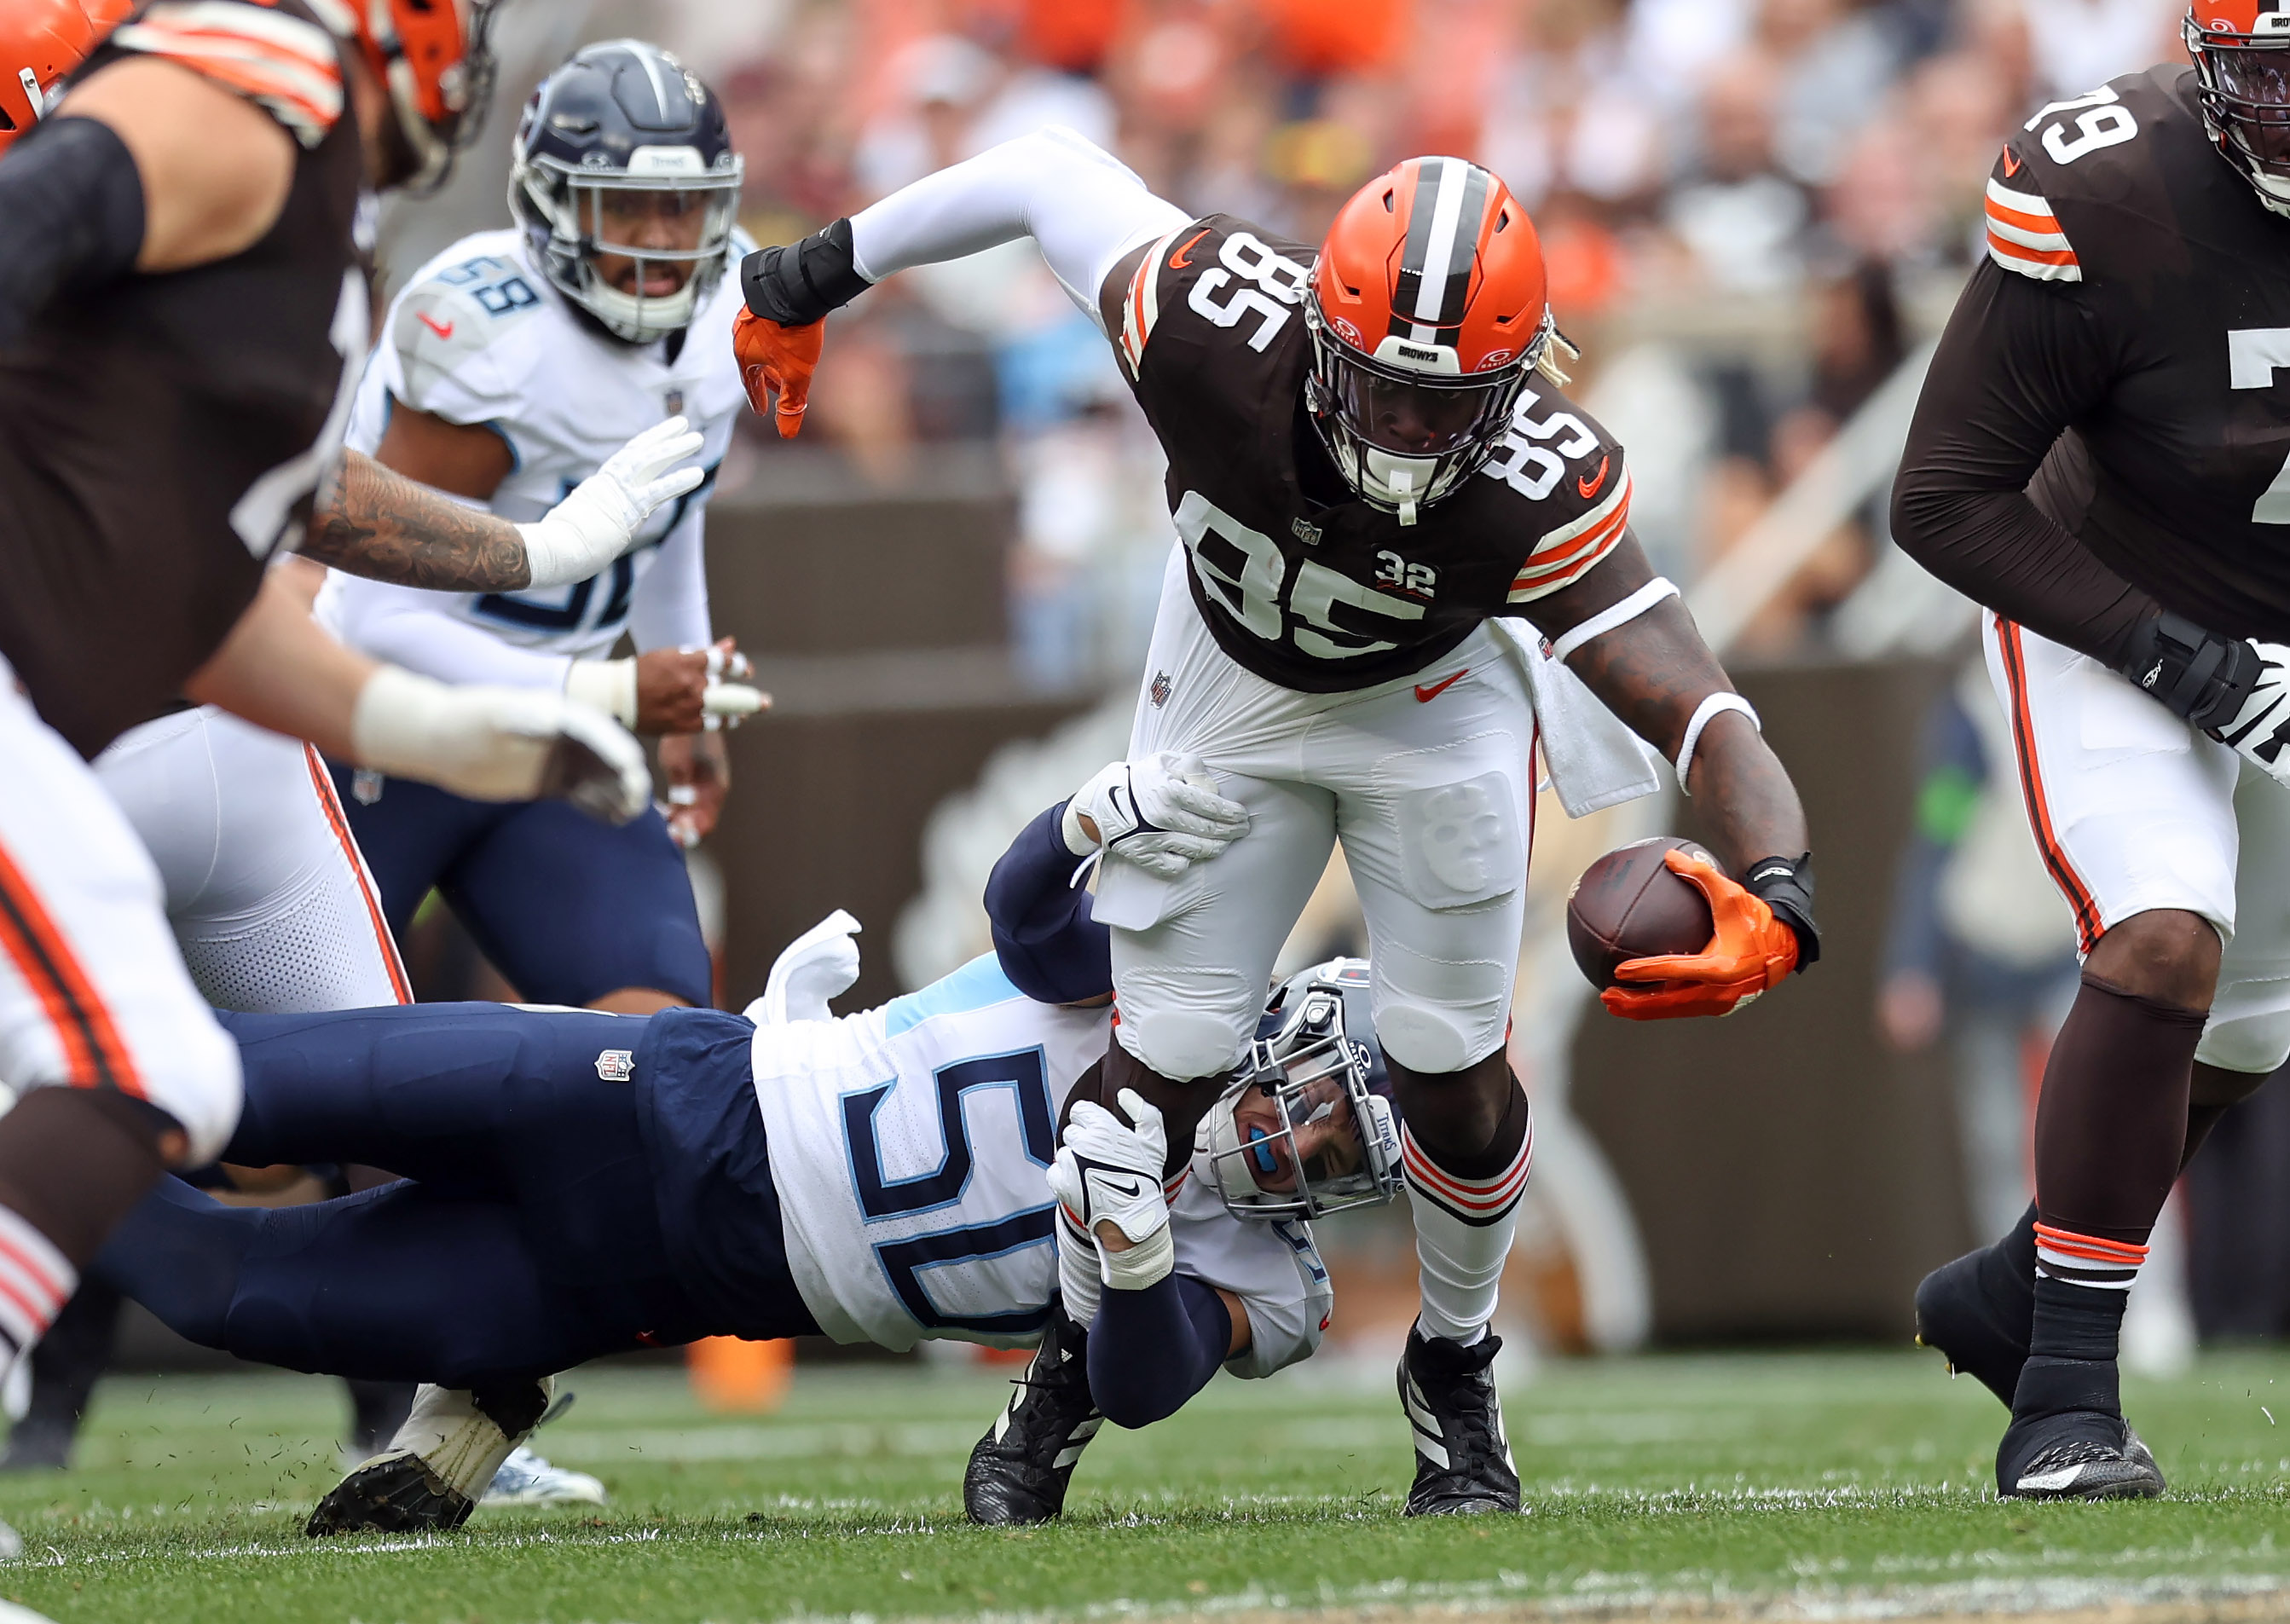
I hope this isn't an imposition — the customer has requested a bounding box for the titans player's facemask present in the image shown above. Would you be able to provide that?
[1200,959,1403,1222]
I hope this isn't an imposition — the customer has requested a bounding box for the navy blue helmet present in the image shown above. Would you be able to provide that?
[509,40,743,344]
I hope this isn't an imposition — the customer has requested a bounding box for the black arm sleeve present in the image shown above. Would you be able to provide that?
[0,117,146,351]
[984,800,1113,1006]
[1890,260,2159,669]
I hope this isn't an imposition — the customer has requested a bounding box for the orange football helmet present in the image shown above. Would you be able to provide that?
[310,0,500,191]
[0,0,97,157]
[1305,156,1558,523]
[78,0,135,32]
[2189,0,2290,213]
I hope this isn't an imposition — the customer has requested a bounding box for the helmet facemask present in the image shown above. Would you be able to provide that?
[516,158,744,343]
[2189,9,2290,216]
[1202,970,1402,1222]
[1303,298,1544,526]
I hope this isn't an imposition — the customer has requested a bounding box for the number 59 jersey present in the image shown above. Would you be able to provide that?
[338,228,748,661]
[1966,66,2290,636]
[1114,214,1631,695]
[750,955,1330,1377]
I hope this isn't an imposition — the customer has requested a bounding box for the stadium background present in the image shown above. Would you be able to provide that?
[106,0,2290,1388]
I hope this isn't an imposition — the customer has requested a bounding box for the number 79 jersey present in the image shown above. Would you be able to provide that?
[1968,65,2290,634]
[1114,214,1632,694]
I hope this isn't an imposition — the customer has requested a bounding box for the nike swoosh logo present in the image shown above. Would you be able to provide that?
[1169,228,1212,270]
[1094,1172,1151,1201]
[1414,669,1466,703]
[1576,454,1610,500]
[416,312,455,340]
[2001,147,2021,177]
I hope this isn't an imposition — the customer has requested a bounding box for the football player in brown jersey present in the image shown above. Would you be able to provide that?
[0,0,691,1487]
[1893,0,2290,1500]
[732,132,1822,1517]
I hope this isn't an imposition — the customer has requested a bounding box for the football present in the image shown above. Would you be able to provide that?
[1565,836,1721,990]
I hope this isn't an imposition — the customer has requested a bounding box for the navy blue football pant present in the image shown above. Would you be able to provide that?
[93,1004,722,1388]
[328,765,712,1008]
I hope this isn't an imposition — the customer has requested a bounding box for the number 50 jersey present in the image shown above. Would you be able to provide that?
[750,955,1331,1377]
[1115,215,1631,694]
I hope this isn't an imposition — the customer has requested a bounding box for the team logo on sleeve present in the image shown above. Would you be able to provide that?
[594,1049,635,1082]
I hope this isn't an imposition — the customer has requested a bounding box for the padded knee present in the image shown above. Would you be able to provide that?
[2195,998,2290,1077]
[1370,939,1510,1076]
[1111,966,1257,1082]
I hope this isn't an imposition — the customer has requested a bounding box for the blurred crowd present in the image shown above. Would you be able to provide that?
[625,0,2186,683]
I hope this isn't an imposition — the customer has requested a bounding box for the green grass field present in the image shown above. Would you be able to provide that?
[2,1349,2287,1623]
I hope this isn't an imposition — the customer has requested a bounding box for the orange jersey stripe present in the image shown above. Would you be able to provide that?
[0,836,144,1096]
[302,746,412,1005]
[1984,197,2062,238]
[1996,621,2103,951]
[1986,230,2079,268]
[1512,503,1630,592]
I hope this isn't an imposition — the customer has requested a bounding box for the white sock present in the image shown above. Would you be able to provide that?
[1055,1205,1102,1328]
[0,1203,77,1378]
[1404,1110,1532,1345]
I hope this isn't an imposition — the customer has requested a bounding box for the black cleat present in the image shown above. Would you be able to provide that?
[963,1300,1102,1525]
[1998,1413,2166,1500]
[1914,1241,2033,1407]
[1397,1324,1519,1516]
[1996,1355,2165,1500]
[306,1451,477,1535]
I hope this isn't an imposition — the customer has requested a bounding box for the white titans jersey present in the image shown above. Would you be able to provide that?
[331,228,749,663]
[753,956,1330,1376]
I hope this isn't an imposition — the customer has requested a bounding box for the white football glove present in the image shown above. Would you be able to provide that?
[1047,1089,1173,1291]
[2206,639,2290,786]
[1062,752,1249,880]
[755,909,862,1026]
[517,417,706,590]
[350,666,651,824]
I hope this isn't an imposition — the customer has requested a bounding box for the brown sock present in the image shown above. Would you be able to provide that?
[2033,972,2206,1245]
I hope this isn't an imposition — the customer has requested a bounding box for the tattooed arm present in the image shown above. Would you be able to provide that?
[300,449,531,592]
[1524,533,1807,873]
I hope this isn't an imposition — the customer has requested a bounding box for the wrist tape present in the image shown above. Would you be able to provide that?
[2118,611,2262,731]
[739,217,870,326]
[1743,852,1820,970]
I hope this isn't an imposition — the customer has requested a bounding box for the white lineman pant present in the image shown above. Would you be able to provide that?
[1098,552,1533,1082]
[1987,614,2290,1074]
[95,707,410,1014]
[0,667,241,1164]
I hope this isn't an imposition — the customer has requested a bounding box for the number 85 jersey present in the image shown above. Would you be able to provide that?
[1114,215,1630,694]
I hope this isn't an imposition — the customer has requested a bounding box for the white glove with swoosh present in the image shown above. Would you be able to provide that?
[1047,1089,1173,1291]
[1062,753,1249,880]
[518,417,706,590]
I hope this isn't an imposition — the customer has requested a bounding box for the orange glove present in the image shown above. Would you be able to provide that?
[1600,848,1800,1020]
[733,307,824,439]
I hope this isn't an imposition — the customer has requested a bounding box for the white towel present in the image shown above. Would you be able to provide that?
[1490,620,1666,818]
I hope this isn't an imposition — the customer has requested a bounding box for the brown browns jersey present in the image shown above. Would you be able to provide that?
[1113,215,1630,694]
[1963,65,2290,637]
[0,0,367,757]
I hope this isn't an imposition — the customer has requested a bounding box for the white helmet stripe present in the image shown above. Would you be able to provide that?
[1408,158,1473,338]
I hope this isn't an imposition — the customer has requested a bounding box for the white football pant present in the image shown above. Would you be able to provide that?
[95,707,408,1014]
[0,666,240,1163]
[1987,614,2290,1074]
[1099,550,1533,1081]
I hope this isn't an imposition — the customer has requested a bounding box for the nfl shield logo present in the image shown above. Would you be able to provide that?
[1292,517,1321,546]
[594,1049,635,1083]
[664,389,685,417]
[1150,671,1172,708]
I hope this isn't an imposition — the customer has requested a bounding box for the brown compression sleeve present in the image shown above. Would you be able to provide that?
[1891,261,2160,669]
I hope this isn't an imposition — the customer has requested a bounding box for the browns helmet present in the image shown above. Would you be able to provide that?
[2189,0,2290,213]
[0,0,97,157]
[309,0,502,192]
[1305,156,1560,524]
[78,0,134,32]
